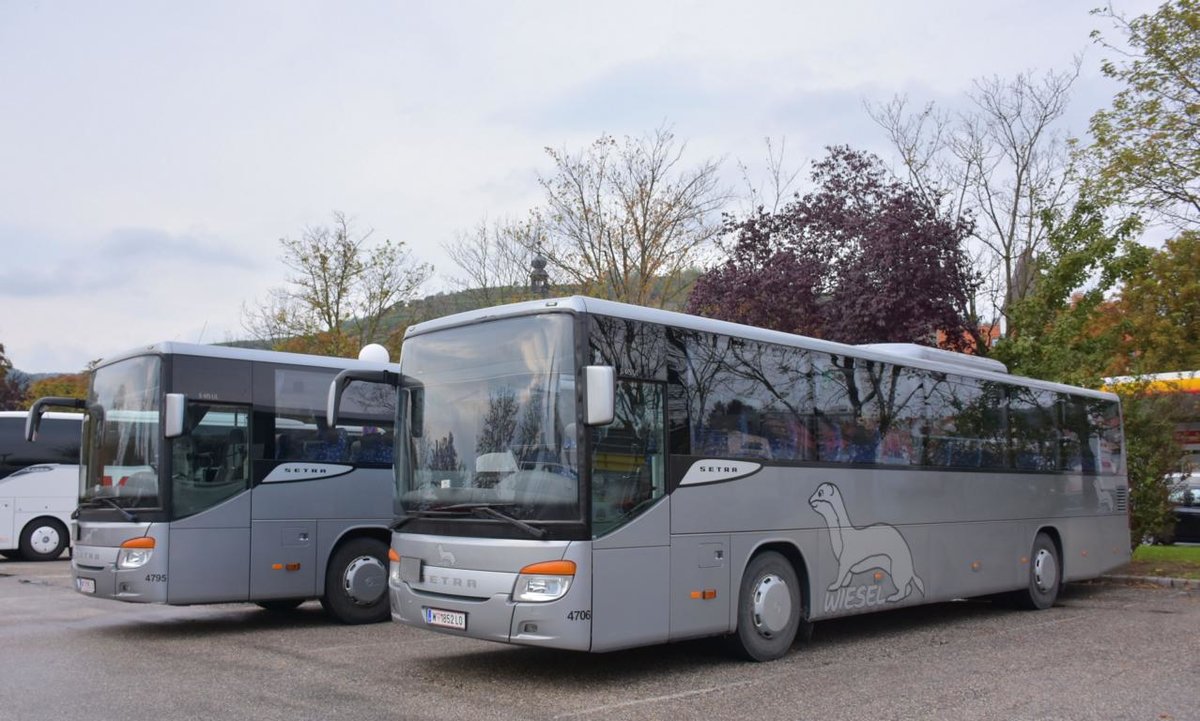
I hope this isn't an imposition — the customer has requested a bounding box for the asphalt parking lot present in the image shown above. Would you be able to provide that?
[1,558,1197,721]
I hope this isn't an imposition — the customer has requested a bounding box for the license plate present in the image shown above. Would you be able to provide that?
[76,577,96,594]
[423,607,466,630]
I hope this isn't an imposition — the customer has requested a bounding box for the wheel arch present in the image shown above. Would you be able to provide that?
[1033,525,1063,573]
[319,523,391,580]
[740,540,811,621]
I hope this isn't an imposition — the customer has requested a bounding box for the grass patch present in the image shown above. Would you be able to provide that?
[1118,544,1200,580]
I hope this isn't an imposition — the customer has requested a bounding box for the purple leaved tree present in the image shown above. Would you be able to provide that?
[689,147,983,351]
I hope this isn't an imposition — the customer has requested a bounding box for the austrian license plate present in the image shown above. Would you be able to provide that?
[76,577,96,594]
[423,607,466,630]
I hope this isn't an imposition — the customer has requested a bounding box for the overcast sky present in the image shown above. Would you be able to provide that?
[0,1,1157,373]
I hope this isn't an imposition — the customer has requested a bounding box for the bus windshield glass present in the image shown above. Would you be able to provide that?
[81,356,162,510]
[398,314,579,522]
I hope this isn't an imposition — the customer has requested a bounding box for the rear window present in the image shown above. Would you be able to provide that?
[0,416,82,478]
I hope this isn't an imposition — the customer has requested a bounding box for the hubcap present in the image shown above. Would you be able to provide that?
[1033,548,1057,593]
[29,525,61,555]
[751,573,792,637]
[343,555,387,605]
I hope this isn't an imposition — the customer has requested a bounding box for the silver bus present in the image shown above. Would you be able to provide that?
[329,297,1131,659]
[28,341,398,623]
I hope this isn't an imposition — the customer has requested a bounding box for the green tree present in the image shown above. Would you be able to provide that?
[993,199,1187,547]
[1086,0,1200,227]
[242,211,432,357]
[993,199,1147,385]
[1120,385,1187,544]
[1111,231,1200,374]
[26,373,89,407]
[0,342,24,410]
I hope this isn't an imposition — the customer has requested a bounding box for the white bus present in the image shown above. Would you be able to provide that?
[28,342,400,623]
[329,297,1131,660]
[0,411,82,561]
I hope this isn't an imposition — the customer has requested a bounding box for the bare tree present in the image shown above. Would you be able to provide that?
[442,217,562,308]
[242,211,432,356]
[536,127,728,308]
[868,64,1080,327]
[735,136,804,215]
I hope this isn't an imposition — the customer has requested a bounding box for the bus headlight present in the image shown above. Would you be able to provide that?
[388,547,401,584]
[117,537,156,570]
[513,560,576,603]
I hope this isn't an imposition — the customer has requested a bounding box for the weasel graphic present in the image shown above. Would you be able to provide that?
[808,482,925,603]
[437,545,457,567]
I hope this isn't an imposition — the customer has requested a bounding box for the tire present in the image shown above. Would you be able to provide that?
[18,518,68,562]
[728,551,807,662]
[322,537,390,625]
[256,599,305,613]
[1012,532,1061,610]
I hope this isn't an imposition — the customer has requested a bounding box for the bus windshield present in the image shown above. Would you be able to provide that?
[81,356,162,510]
[398,314,579,523]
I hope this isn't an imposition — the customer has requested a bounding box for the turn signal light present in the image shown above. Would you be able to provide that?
[117,536,155,569]
[513,560,576,603]
[388,548,400,562]
[518,560,576,576]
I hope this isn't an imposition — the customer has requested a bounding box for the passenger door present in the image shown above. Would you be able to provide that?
[167,403,252,603]
[590,380,670,652]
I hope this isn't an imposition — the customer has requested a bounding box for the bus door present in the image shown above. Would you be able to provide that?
[589,379,670,652]
[167,403,253,603]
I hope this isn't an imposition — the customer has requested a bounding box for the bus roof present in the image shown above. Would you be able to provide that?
[404,295,1118,402]
[93,341,399,373]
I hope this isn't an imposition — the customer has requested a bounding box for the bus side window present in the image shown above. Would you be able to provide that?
[304,427,349,462]
[352,429,393,464]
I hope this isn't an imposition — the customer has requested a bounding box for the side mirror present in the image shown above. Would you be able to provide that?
[164,393,187,439]
[584,366,615,426]
[327,369,401,427]
[25,396,86,441]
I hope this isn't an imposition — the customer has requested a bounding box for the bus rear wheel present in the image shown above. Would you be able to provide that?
[1012,532,1061,610]
[321,537,390,625]
[19,517,68,562]
[729,550,806,662]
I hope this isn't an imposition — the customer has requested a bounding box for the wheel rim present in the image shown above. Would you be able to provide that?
[1033,548,1057,593]
[751,573,792,638]
[343,555,387,605]
[29,525,61,555]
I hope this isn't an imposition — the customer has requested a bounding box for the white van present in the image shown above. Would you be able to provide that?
[0,411,82,561]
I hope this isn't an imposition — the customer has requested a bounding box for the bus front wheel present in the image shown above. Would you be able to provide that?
[321,537,390,625]
[729,550,807,662]
[19,517,68,562]
[1013,532,1061,610]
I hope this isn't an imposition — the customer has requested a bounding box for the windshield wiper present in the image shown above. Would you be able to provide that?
[412,502,547,539]
[465,504,546,539]
[79,497,138,522]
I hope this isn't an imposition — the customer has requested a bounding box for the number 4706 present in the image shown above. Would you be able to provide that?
[566,610,591,621]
